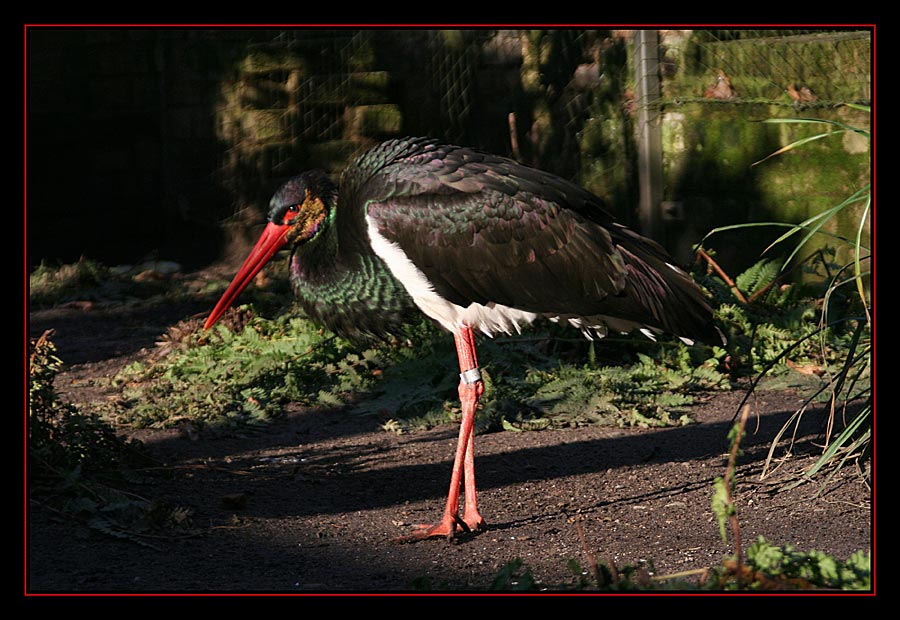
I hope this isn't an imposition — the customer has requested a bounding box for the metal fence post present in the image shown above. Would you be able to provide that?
[634,30,664,242]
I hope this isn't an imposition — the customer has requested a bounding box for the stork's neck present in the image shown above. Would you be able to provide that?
[288,231,417,340]
[288,211,340,283]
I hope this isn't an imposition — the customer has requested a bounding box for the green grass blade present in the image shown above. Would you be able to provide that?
[752,130,845,167]
[753,114,868,167]
[854,196,872,317]
[804,407,870,479]
[700,221,821,247]
[759,116,870,136]
[701,193,869,266]
[761,207,844,256]
[774,186,871,268]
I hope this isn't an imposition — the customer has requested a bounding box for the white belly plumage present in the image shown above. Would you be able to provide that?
[367,217,538,335]
[366,216,680,343]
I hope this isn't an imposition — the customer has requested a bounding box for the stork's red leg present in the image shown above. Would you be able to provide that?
[458,327,486,532]
[461,415,485,530]
[394,325,485,542]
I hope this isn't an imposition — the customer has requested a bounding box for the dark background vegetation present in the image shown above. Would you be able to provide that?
[27,28,870,273]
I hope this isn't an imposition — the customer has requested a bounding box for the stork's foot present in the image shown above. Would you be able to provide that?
[393,513,486,543]
[463,511,486,534]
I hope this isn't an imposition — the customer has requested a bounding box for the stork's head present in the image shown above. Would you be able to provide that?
[204,171,337,330]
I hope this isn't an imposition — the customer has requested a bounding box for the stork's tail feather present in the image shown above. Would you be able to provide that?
[613,229,724,347]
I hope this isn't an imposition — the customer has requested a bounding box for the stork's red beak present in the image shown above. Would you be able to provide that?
[204,222,291,330]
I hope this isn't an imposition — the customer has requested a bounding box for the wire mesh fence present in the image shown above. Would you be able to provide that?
[213,28,872,223]
[215,30,375,217]
[26,28,872,266]
[664,29,871,107]
[430,35,480,144]
[215,29,493,220]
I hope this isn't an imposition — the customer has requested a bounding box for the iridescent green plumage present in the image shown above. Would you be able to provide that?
[289,251,418,339]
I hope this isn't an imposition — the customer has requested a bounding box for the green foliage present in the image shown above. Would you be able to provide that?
[99,297,731,433]
[103,309,389,429]
[429,539,870,591]
[738,537,871,590]
[359,330,730,434]
[488,559,539,591]
[29,258,109,306]
[711,476,736,543]
[29,332,143,476]
[699,253,858,381]
[510,345,729,430]
[701,104,871,483]
[570,537,871,591]
[734,258,782,297]
[29,332,188,548]
[44,243,855,445]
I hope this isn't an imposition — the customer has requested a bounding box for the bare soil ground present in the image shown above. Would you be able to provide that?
[26,297,872,595]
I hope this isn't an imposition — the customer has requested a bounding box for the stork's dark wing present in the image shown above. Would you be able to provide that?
[344,138,720,344]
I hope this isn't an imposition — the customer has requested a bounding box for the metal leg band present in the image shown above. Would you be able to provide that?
[459,367,482,385]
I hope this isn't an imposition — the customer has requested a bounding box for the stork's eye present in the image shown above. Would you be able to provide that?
[281,204,301,223]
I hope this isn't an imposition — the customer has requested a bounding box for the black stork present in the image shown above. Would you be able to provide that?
[204,136,722,542]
